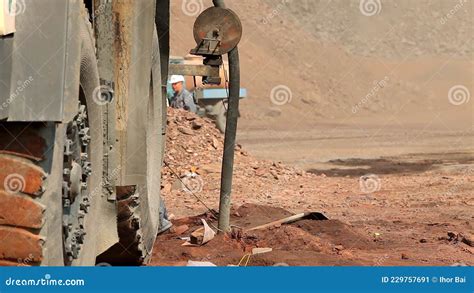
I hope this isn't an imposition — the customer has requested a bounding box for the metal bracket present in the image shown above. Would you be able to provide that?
[190,7,242,57]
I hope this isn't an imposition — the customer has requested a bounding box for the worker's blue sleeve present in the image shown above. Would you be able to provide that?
[184,93,197,113]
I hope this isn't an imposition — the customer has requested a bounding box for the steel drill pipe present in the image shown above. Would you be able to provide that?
[213,0,241,232]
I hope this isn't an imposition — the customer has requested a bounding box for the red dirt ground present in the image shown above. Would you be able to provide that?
[150,203,473,266]
[153,109,473,266]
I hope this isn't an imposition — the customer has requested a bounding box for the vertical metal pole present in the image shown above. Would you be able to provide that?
[213,0,241,233]
[217,48,240,232]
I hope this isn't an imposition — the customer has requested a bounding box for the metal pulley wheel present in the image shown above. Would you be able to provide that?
[192,7,242,56]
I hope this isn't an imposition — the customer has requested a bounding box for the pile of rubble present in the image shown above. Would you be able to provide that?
[161,108,310,216]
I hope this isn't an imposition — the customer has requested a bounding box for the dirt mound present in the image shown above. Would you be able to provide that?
[163,107,224,175]
[246,225,327,253]
[150,204,371,266]
[292,219,376,250]
[231,204,293,228]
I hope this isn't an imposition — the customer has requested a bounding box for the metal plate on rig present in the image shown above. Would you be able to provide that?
[193,7,242,55]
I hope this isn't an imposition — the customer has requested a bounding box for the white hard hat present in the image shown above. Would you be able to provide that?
[169,75,185,84]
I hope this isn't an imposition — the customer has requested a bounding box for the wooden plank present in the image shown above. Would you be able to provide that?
[169,63,220,77]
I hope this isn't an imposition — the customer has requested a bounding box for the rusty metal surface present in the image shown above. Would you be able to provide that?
[110,0,155,185]
[95,0,160,186]
[112,0,133,134]
[192,7,242,56]
[94,0,161,265]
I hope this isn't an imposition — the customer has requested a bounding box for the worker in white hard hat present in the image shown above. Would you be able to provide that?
[169,75,197,113]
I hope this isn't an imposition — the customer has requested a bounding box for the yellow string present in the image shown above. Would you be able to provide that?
[237,253,251,266]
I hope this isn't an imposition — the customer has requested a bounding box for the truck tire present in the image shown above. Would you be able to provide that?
[0,123,63,266]
[0,8,103,266]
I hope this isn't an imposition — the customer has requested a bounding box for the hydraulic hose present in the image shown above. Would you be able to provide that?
[214,0,241,232]
[212,0,226,8]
